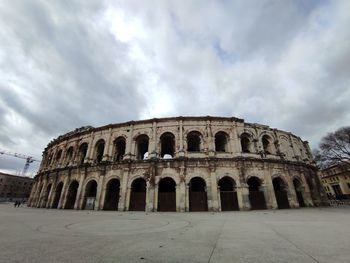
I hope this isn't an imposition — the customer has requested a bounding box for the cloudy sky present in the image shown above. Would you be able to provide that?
[0,0,349,176]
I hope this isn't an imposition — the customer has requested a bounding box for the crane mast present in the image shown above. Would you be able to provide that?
[0,149,40,176]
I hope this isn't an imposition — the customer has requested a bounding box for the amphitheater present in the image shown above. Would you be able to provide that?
[28,116,327,212]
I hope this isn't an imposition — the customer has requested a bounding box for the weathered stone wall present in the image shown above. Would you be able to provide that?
[29,116,328,211]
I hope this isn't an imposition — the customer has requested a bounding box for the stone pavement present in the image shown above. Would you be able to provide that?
[0,204,349,263]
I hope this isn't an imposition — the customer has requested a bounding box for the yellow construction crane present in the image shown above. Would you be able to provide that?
[0,149,40,176]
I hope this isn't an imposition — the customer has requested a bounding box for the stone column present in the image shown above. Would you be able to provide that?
[119,169,129,211]
[209,169,219,211]
[28,181,38,206]
[95,173,106,210]
[178,119,185,157]
[46,176,57,208]
[58,175,70,209]
[206,120,215,157]
[146,182,155,212]
[154,183,159,211]
[103,128,113,162]
[37,179,48,208]
[185,184,190,212]
[124,123,134,160]
[217,186,222,211]
[175,184,182,212]
[237,184,251,210]
[300,173,314,207]
[75,172,86,210]
[85,132,95,163]
[285,174,299,208]
[149,121,158,159]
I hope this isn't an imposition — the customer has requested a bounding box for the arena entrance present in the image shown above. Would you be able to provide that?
[293,178,305,207]
[103,179,120,210]
[158,178,176,212]
[83,180,97,210]
[52,182,63,209]
[129,178,146,211]
[64,181,79,209]
[189,177,208,211]
[247,177,266,210]
[219,177,239,211]
[273,177,290,209]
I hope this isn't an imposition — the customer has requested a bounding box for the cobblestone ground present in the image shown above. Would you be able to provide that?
[0,204,349,263]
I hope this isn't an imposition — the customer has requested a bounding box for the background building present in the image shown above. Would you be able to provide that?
[28,116,328,212]
[320,164,350,199]
[0,172,34,202]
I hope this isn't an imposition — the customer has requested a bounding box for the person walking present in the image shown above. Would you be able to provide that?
[14,201,18,208]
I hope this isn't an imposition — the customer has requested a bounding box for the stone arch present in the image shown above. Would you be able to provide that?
[42,183,52,207]
[94,139,105,163]
[65,146,74,166]
[218,176,239,211]
[189,177,208,211]
[135,134,149,160]
[293,177,305,207]
[215,131,229,152]
[129,177,147,211]
[187,131,203,152]
[78,143,88,165]
[240,132,253,153]
[160,132,175,158]
[64,180,79,209]
[247,176,266,210]
[103,178,121,210]
[113,136,126,162]
[52,182,64,209]
[82,179,98,210]
[272,177,290,209]
[158,177,176,212]
[261,134,274,154]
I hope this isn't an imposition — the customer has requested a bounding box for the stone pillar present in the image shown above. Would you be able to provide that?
[149,121,158,159]
[175,184,183,212]
[58,175,70,209]
[95,173,106,210]
[185,184,190,212]
[46,176,57,208]
[209,170,219,211]
[37,179,48,208]
[261,183,278,210]
[119,170,129,211]
[28,181,38,206]
[206,120,215,157]
[146,182,155,212]
[237,184,251,210]
[285,174,299,208]
[75,172,86,210]
[217,186,222,211]
[124,123,134,160]
[103,128,113,162]
[85,132,95,163]
[125,186,131,211]
[154,183,159,211]
[178,119,185,157]
[300,173,314,207]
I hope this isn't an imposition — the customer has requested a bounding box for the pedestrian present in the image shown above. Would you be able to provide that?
[14,201,18,208]
[18,201,21,207]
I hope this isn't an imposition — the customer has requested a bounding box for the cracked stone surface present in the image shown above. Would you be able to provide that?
[0,204,349,263]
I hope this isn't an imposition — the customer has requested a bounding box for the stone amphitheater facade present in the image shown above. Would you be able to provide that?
[28,116,328,212]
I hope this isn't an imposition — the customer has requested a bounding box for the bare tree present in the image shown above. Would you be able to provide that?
[314,127,350,169]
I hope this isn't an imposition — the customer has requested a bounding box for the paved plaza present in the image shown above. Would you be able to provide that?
[0,204,349,263]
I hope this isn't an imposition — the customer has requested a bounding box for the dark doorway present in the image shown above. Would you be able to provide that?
[158,178,176,212]
[215,132,229,152]
[247,177,266,210]
[293,179,305,207]
[129,178,146,211]
[52,182,63,209]
[78,143,88,165]
[273,177,290,209]
[219,177,239,211]
[114,138,126,162]
[240,133,251,153]
[189,177,208,211]
[136,135,149,160]
[187,132,201,152]
[160,133,175,158]
[95,140,105,163]
[83,180,98,210]
[64,181,79,209]
[104,179,120,210]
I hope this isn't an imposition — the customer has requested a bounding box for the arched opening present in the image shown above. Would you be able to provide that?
[65,147,74,166]
[64,181,79,209]
[135,135,149,160]
[103,179,120,210]
[273,177,290,209]
[95,140,105,163]
[293,178,305,207]
[247,177,266,210]
[52,182,63,209]
[160,132,175,158]
[189,177,208,211]
[240,133,251,153]
[42,184,52,208]
[113,137,126,162]
[158,178,176,212]
[187,131,201,152]
[129,178,146,211]
[215,132,229,152]
[83,180,98,210]
[78,143,88,165]
[218,177,239,211]
[55,150,62,165]
[262,135,273,154]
